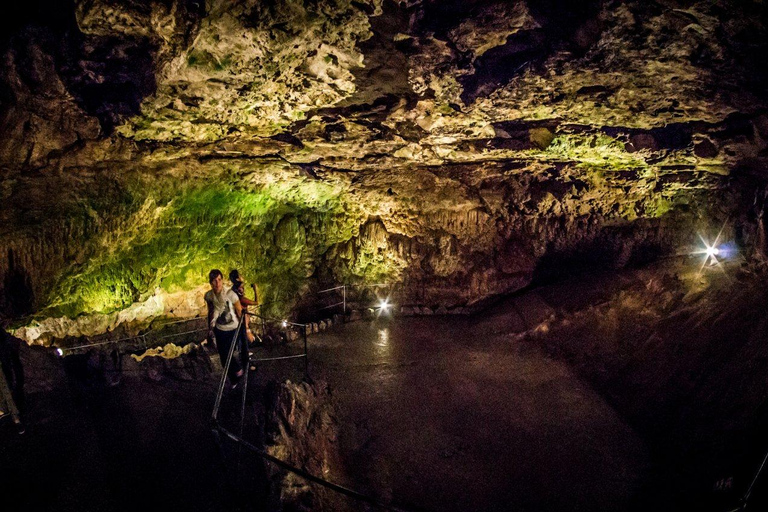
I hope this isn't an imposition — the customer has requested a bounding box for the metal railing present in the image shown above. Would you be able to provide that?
[210,313,309,434]
[725,449,768,512]
[50,280,396,356]
[213,424,425,512]
[208,312,423,512]
[316,284,346,314]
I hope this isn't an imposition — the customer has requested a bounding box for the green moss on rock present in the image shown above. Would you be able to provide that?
[543,133,648,171]
[41,174,369,319]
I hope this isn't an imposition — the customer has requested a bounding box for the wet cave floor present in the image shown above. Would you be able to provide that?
[2,261,768,512]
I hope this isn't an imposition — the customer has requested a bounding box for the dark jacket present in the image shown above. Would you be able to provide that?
[0,327,24,392]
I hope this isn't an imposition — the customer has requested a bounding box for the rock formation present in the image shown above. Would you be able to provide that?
[264,378,348,512]
[1,0,766,341]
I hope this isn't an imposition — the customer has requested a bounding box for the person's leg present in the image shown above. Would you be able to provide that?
[214,328,242,380]
[12,353,24,413]
[0,367,22,433]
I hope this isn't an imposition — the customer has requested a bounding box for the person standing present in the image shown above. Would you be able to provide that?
[229,269,258,344]
[1,321,25,434]
[204,269,244,387]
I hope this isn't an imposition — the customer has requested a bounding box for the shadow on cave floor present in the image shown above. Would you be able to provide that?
[3,259,768,512]
[0,349,267,512]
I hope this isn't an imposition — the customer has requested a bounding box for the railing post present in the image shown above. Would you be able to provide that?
[211,316,244,423]
[303,324,309,379]
[238,317,250,465]
[341,284,347,323]
[259,305,267,339]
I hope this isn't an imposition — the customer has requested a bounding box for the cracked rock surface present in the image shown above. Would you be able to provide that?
[1,0,767,338]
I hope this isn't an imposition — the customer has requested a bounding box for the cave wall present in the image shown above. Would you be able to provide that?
[1,147,732,343]
[1,0,767,341]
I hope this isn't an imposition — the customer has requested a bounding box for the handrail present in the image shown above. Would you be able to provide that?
[251,354,307,362]
[206,304,421,512]
[316,301,345,311]
[55,312,305,355]
[317,285,345,293]
[57,329,202,354]
[211,314,245,424]
[725,448,768,512]
[213,424,425,512]
[50,280,396,355]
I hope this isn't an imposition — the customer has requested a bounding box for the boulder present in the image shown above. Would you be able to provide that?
[265,379,349,512]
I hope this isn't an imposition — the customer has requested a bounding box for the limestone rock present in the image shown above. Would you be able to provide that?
[0,0,766,340]
[264,379,348,512]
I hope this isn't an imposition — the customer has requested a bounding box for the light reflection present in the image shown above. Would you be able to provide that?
[376,328,390,348]
[372,327,391,358]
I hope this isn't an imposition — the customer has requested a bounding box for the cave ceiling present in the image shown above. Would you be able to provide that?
[1,0,767,337]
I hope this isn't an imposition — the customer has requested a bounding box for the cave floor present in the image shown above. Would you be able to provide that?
[3,261,767,512]
[253,259,768,512]
[0,356,233,511]
[250,268,658,512]
[298,316,650,512]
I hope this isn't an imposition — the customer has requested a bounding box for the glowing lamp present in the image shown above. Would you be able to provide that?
[378,299,390,311]
[56,348,64,357]
[282,320,288,328]
[706,246,720,258]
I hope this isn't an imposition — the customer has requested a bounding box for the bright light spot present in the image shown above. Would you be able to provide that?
[282,320,288,328]
[692,226,736,277]
[378,299,390,311]
[56,348,64,357]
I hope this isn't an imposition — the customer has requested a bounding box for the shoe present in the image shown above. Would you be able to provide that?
[229,373,243,390]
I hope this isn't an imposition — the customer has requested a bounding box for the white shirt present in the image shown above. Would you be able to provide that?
[204,288,240,331]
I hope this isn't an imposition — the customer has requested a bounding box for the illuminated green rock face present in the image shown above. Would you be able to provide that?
[39,169,364,319]
[0,144,735,343]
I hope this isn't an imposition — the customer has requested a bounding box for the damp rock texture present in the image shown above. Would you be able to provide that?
[0,1,767,336]
[516,262,768,509]
[264,379,348,512]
